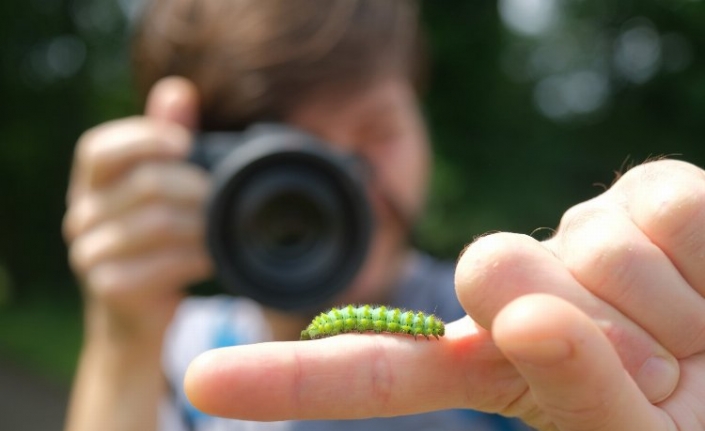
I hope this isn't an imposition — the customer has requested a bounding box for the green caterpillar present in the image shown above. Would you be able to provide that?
[300,304,445,340]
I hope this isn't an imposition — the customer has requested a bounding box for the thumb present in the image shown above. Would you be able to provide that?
[493,294,673,431]
[145,76,200,130]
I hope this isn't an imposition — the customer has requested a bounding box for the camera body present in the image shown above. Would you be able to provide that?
[190,123,373,311]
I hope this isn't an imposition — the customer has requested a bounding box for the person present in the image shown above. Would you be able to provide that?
[62,1,705,431]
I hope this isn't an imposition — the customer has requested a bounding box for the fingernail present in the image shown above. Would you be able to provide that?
[506,338,573,367]
[635,356,679,403]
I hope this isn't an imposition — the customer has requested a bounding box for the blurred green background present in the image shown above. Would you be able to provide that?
[1,0,703,387]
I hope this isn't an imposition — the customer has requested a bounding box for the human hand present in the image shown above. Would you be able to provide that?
[183,159,705,430]
[63,77,212,339]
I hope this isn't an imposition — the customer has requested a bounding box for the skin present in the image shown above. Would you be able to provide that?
[64,78,211,431]
[184,159,705,430]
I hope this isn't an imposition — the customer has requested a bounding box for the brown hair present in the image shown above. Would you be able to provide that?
[132,0,425,131]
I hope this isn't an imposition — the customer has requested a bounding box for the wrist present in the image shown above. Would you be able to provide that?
[67,304,170,431]
[82,296,180,351]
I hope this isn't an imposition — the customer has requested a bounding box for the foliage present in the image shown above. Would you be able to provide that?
[0,0,138,305]
[0,290,82,382]
[418,0,705,256]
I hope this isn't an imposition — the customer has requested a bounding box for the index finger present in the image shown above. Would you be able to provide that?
[71,118,191,193]
[183,319,521,421]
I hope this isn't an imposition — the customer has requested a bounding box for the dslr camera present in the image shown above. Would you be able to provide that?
[190,123,372,311]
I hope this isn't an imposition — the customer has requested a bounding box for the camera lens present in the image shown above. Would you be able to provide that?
[225,162,346,291]
[202,127,372,311]
[254,191,323,259]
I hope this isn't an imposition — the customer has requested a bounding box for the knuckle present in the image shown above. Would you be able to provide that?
[556,199,605,236]
[618,159,702,187]
[62,198,98,242]
[75,130,103,168]
[68,220,128,278]
[617,160,705,237]
[685,322,705,357]
[68,237,94,276]
[62,209,79,242]
[645,186,705,251]
[140,205,178,238]
[75,117,149,170]
[75,125,101,155]
[129,163,210,207]
[290,348,305,413]
[67,245,83,275]
[132,166,168,202]
[556,206,644,296]
[539,392,617,431]
[85,264,123,297]
[369,342,394,409]
[625,163,705,265]
[75,121,126,167]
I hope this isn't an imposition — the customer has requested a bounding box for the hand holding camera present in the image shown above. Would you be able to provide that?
[64,76,373,345]
[63,78,213,339]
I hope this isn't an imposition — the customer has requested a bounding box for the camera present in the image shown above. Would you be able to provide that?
[190,123,373,311]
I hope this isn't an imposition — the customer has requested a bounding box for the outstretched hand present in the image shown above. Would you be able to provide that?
[184,160,705,431]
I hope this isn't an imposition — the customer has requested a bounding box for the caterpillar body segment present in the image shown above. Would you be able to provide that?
[300,305,445,340]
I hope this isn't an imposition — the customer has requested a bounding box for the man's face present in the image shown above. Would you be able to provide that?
[286,77,431,301]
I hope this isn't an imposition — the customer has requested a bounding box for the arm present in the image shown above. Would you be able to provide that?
[184,159,705,431]
[64,77,211,431]
[66,303,171,431]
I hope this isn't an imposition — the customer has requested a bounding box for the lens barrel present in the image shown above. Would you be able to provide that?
[192,124,372,310]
